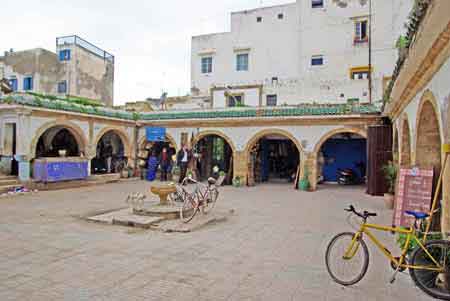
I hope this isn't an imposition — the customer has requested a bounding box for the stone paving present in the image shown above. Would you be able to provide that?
[0,181,432,300]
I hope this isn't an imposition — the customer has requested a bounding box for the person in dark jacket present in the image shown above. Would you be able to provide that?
[159,147,172,181]
[177,144,192,183]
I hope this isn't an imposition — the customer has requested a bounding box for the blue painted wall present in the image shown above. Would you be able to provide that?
[321,138,367,182]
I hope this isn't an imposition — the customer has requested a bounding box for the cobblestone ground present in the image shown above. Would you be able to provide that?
[0,181,432,300]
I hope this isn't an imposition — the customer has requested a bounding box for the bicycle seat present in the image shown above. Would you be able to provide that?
[405,210,429,220]
[207,177,216,185]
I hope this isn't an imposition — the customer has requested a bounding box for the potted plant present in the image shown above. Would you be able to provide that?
[298,167,310,191]
[232,176,242,187]
[382,161,397,209]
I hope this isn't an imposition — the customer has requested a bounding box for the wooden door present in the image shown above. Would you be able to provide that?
[367,125,392,196]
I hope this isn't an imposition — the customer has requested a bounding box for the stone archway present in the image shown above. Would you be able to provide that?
[192,131,236,183]
[415,95,442,173]
[93,127,132,159]
[138,133,178,152]
[399,116,411,167]
[31,120,88,159]
[245,129,302,186]
[313,127,367,186]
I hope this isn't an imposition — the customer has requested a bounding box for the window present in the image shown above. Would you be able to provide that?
[201,57,212,74]
[311,55,324,66]
[57,81,67,93]
[266,95,277,106]
[312,0,324,8]
[59,49,71,61]
[227,95,243,107]
[9,77,18,92]
[257,16,262,22]
[354,20,368,44]
[278,13,284,19]
[350,66,371,80]
[23,76,33,91]
[236,53,249,71]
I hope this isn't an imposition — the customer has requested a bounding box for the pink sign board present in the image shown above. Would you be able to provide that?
[393,167,434,227]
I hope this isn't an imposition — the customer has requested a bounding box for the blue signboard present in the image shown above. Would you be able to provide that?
[146,127,166,142]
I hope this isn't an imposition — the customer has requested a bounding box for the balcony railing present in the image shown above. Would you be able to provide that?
[56,35,114,63]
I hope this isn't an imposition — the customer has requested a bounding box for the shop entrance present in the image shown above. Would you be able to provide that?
[91,131,126,174]
[138,137,176,181]
[194,135,233,184]
[249,135,300,184]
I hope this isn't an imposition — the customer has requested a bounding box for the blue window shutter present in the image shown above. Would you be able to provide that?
[67,50,71,60]
[59,50,64,61]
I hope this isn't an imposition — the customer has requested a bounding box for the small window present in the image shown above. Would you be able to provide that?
[278,13,284,19]
[57,81,67,94]
[257,16,262,22]
[354,20,368,44]
[227,95,243,107]
[350,66,371,80]
[311,55,324,66]
[266,95,277,106]
[236,53,249,71]
[23,76,33,91]
[312,0,324,8]
[201,57,212,74]
[59,49,71,61]
[271,77,278,84]
[9,78,18,92]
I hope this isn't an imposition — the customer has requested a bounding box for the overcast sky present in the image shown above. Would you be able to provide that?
[0,0,293,105]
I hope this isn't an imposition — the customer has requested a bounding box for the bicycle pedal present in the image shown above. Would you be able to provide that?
[389,277,396,284]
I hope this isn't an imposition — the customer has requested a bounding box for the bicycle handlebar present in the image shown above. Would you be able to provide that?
[345,205,377,219]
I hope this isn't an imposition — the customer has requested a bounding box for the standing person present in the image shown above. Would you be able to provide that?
[104,143,113,173]
[146,150,159,181]
[177,144,192,183]
[159,147,171,181]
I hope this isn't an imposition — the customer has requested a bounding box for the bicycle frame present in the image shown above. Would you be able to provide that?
[344,221,444,272]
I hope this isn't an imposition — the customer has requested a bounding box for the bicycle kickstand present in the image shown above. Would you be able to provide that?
[389,255,406,284]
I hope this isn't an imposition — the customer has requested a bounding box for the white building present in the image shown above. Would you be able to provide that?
[191,0,412,108]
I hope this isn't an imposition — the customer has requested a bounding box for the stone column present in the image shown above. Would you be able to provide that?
[233,151,248,184]
[300,152,318,191]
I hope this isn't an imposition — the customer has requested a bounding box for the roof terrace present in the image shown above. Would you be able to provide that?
[56,35,114,63]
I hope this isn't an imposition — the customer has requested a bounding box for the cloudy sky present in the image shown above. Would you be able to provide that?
[1,0,292,105]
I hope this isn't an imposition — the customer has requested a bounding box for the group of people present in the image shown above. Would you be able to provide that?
[146,144,193,183]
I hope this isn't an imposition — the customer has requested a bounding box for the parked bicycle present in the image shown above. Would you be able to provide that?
[168,175,223,223]
[325,205,450,300]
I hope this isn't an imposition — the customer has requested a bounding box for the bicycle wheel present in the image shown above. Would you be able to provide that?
[180,197,198,223]
[202,188,218,214]
[168,191,184,203]
[409,239,450,300]
[325,232,369,286]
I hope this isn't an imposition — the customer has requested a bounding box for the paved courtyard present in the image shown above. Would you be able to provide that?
[0,181,432,300]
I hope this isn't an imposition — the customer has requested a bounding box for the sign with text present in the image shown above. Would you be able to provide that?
[393,167,434,227]
[146,127,166,142]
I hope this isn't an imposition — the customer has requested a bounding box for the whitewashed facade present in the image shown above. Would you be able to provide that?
[191,0,412,108]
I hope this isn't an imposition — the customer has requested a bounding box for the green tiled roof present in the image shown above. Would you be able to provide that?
[0,94,381,121]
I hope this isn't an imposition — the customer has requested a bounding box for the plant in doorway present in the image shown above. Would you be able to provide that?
[381,161,397,209]
[298,167,310,191]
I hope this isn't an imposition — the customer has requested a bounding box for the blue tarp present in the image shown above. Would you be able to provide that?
[33,160,89,182]
[146,127,166,142]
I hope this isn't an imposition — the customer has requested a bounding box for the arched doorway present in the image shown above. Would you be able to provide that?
[193,134,234,184]
[246,130,301,185]
[416,100,442,173]
[35,126,82,158]
[399,118,411,167]
[91,130,127,174]
[138,134,177,180]
[315,130,367,185]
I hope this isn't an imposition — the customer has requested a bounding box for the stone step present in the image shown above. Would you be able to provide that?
[0,178,19,186]
[0,175,17,181]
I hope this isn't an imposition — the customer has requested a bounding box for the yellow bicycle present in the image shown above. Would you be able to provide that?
[325,205,450,300]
